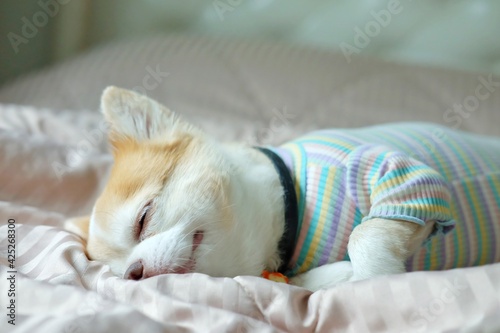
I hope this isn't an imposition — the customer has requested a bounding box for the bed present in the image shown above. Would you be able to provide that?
[0,35,499,332]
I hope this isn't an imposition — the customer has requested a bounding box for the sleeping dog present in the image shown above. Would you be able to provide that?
[66,87,500,291]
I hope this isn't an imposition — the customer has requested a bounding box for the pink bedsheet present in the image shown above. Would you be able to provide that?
[0,104,499,333]
[1,35,500,332]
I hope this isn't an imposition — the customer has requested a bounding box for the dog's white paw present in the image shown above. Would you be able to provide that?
[290,261,354,292]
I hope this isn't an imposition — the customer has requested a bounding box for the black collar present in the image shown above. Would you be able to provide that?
[255,147,299,274]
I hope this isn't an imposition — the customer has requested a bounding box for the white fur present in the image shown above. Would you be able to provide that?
[68,87,432,291]
[87,141,283,277]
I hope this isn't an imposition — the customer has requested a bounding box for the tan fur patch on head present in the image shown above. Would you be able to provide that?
[95,133,193,232]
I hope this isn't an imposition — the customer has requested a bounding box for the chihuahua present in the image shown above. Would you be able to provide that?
[66,87,500,291]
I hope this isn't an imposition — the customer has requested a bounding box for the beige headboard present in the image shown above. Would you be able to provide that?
[1,0,500,86]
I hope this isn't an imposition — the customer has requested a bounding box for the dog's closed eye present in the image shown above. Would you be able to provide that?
[135,201,153,241]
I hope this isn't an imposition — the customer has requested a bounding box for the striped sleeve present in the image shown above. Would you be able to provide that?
[346,144,455,233]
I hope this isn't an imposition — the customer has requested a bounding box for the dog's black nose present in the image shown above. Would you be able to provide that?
[124,260,144,280]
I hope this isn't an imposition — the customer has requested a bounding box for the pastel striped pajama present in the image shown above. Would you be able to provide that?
[270,123,500,275]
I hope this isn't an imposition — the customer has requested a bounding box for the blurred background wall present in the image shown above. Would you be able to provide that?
[1,0,500,86]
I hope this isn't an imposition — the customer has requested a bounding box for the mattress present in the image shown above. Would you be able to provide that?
[0,35,499,332]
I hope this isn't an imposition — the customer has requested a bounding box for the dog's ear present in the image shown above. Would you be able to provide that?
[64,216,90,241]
[101,86,186,144]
